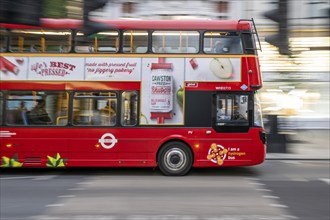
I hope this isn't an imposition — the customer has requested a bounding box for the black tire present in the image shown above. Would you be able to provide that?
[157,141,193,176]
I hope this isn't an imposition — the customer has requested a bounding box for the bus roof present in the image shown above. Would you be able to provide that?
[1,18,252,31]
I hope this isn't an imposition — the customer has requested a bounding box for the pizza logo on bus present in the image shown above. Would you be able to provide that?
[207,143,228,166]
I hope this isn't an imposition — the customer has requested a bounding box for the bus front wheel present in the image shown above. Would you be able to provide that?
[157,141,193,176]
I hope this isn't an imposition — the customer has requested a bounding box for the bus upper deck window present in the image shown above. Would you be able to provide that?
[75,31,119,53]
[9,29,71,53]
[123,30,148,53]
[152,31,199,54]
[44,30,71,53]
[241,33,256,55]
[203,32,243,54]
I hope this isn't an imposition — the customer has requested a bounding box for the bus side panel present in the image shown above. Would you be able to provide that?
[67,137,118,167]
[64,128,196,168]
[193,128,265,167]
[0,127,152,168]
[0,128,69,167]
[0,127,265,168]
[67,128,152,167]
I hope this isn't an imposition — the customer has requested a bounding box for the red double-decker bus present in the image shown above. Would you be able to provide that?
[0,18,266,175]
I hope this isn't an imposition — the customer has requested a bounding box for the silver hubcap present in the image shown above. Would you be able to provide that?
[164,148,186,171]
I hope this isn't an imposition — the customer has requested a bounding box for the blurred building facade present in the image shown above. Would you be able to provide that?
[69,0,330,129]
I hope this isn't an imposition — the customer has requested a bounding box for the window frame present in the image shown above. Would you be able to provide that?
[202,31,244,54]
[212,92,253,133]
[72,91,118,127]
[8,28,72,53]
[4,90,69,126]
[122,30,149,54]
[120,90,139,127]
[74,30,119,53]
[151,30,200,54]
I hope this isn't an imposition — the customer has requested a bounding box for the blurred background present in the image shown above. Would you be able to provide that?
[1,0,329,156]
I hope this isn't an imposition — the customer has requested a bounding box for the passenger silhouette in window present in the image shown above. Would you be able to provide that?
[213,39,232,53]
[28,99,51,125]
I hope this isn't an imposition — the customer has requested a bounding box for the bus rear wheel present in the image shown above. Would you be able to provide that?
[158,141,193,176]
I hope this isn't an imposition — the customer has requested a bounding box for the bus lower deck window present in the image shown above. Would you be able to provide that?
[73,92,117,126]
[121,91,138,126]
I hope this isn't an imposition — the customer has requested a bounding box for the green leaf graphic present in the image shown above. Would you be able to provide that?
[1,154,23,167]
[46,153,67,168]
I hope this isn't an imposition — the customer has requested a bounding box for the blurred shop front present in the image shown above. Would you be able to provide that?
[260,73,329,153]
[258,36,329,154]
[261,74,329,130]
[258,35,329,128]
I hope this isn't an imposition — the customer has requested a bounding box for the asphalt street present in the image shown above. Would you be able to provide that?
[1,160,329,220]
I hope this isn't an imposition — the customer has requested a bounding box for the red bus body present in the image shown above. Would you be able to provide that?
[0,19,266,175]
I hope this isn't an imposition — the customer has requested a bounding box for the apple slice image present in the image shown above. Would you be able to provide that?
[209,58,233,79]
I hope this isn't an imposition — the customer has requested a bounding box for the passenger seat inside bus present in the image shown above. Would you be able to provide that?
[6,110,28,125]
[6,110,17,125]
[135,47,156,53]
[135,47,148,53]
[56,116,68,126]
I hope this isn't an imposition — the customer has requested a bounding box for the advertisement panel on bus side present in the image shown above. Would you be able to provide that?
[0,56,242,82]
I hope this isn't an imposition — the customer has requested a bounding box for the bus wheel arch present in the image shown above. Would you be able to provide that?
[157,140,194,176]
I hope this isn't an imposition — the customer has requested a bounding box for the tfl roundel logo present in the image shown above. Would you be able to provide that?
[98,133,118,149]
